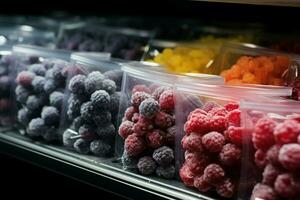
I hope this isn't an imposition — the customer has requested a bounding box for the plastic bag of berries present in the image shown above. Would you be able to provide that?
[175,81,292,199]
[12,44,76,143]
[239,99,300,200]
[62,52,124,157]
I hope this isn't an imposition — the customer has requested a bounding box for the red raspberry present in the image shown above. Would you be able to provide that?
[154,111,174,129]
[146,130,165,149]
[187,108,207,121]
[219,143,241,166]
[226,109,241,127]
[133,116,153,136]
[132,84,150,94]
[255,149,267,169]
[179,163,195,187]
[216,178,235,198]
[124,106,138,121]
[203,164,225,185]
[203,101,219,112]
[124,134,146,157]
[287,113,300,123]
[16,71,35,88]
[208,107,227,117]
[250,184,278,200]
[131,91,151,108]
[274,119,300,144]
[274,173,300,199]
[225,126,243,146]
[224,102,239,112]
[202,131,225,153]
[278,143,300,171]
[194,175,212,193]
[148,83,160,93]
[152,86,170,101]
[209,115,228,132]
[266,144,281,166]
[185,152,209,175]
[253,118,277,150]
[159,90,174,112]
[132,113,140,123]
[181,133,203,153]
[118,120,134,139]
[184,114,209,135]
[262,164,281,186]
[164,126,175,146]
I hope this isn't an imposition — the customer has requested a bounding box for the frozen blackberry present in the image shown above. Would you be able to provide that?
[80,101,94,121]
[131,91,151,108]
[43,79,58,94]
[27,118,46,137]
[103,70,123,91]
[78,124,97,141]
[71,116,83,131]
[102,79,116,94]
[152,146,174,166]
[41,106,60,126]
[67,94,83,120]
[63,129,78,148]
[49,91,64,109]
[155,165,175,179]
[96,124,115,139]
[90,90,110,109]
[69,74,86,95]
[32,76,46,93]
[90,140,112,157]
[139,98,159,118]
[109,92,120,114]
[137,156,157,175]
[84,71,105,95]
[121,150,138,171]
[17,107,32,126]
[93,111,112,126]
[15,85,30,104]
[73,138,90,154]
[26,95,47,111]
[42,126,58,143]
[28,64,46,76]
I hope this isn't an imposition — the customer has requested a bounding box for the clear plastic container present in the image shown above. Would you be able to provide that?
[56,23,155,60]
[61,52,124,157]
[239,99,300,200]
[174,81,292,199]
[12,44,73,143]
[215,42,300,86]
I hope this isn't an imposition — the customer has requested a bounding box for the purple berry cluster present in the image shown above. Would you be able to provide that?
[62,70,120,157]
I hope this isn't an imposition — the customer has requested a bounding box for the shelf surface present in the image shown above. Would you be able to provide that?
[191,0,300,7]
[0,129,216,200]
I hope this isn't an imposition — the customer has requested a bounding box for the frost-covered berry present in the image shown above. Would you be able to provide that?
[155,165,175,179]
[137,156,157,175]
[84,71,105,95]
[69,74,86,94]
[102,79,116,94]
[27,118,46,137]
[41,106,60,125]
[139,98,159,118]
[15,85,30,104]
[28,64,46,76]
[73,138,90,154]
[152,146,174,166]
[49,91,64,109]
[90,140,112,157]
[91,90,110,109]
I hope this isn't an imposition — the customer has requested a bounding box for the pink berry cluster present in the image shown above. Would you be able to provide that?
[250,114,300,200]
[180,101,242,198]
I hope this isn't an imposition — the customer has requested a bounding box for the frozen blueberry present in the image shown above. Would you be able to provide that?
[73,138,90,154]
[26,95,47,111]
[91,90,110,109]
[41,106,60,125]
[17,107,32,126]
[93,111,112,126]
[102,79,116,94]
[69,74,86,95]
[90,140,112,157]
[71,116,83,131]
[96,123,115,139]
[63,129,78,148]
[84,71,105,95]
[152,146,174,166]
[49,91,64,109]
[67,94,83,120]
[45,68,54,79]
[137,156,157,175]
[121,150,138,171]
[109,92,120,114]
[155,165,175,179]
[28,64,46,76]
[139,98,159,118]
[32,76,46,93]
[15,85,30,104]
[52,62,67,82]
[103,69,123,91]
[27,118,46,137]
[80,101,94,121]
[43,79,57,94]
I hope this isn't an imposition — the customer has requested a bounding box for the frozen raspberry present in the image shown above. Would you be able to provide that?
[187,108,207,121]
[152,146,174,166]
[131,113,139,123]
[194,175,212,193]
[224,102,239,112]
[202,131,225,153]
[118,120,134,139]
[152,86,170,101]
[16,71,35,88]
[226,109,241,127]
[274,120,300,144]
[179,164,195,187]
[132,84,150,94]
[209,115,228,132]
[274,173,300,199]
[298,134,300,144]
[124,134,146,157]
[250,184,277,200]
[279,143,300,171]
[266,144,281,166]
[133,116,153,136]
[262,164,281,186]
[203,164,225,185]
[131,91,151,108]
[154,111,174,129]
[219,143,241,166]
[225,126,243,146]
[202,101,219,112]
[185,152,209,175]
[159,90,174,112]
[139,98,159,118]
[124,106,138,121]
[216,178,235,198]
[181,133,203,153]
[208,107,227,117]
[253,118,277,150]
[255,149,267,169]
[146,129,164,149]
[184,114,209,135]
[137,156,157,175]
[287,113,300,123]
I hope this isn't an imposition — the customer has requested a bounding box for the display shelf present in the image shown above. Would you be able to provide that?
[191,0,300,7]
[0,130,215,200]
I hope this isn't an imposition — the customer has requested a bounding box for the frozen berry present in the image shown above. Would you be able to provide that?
[133,116,153,136]
[279,143,300,171]
[165,126,175,145]
[208,107,227,117]
[124,106,138,121]
[226,109,241,127]
[84,71,105,95]
[184,114,209,135]
[73,138,90,154]
[266,144,281,166]
[219,143,241,166]
[90,90,110,109]
[250,184,277,200]
[43,79,57,94]
[121,150,138,171]
[79,124,97,141]
[225,126,243,146]
[185,152,208,175]
[194,175,212,193]
[181,133,203,153]
[49,91,64,109]
[102,79,116,94]
[187,108,207,121]
[32,76,46,93]
[139,98,159,118]
[90,140,112,157]
[132,84,150,94]
[209,115,228,132]
[28,118,46,137]
[17,71,35,88]
[137,156,157,175]
[28,63,46,76]
[253,118,277,150]
[63,129,78,148]
[26,95,47,111]
[262,164,281,186]
[159,90,174,112]
[69,74,86,94]
[152,146,174,166]
[109,92,120,114]
[71,116,83,131]
[274,120,300,144]
[146,129,165,149]
[154,111,174,129]
[41,106,60,125]
[103,69,123,91]
[80,101,94,121]
[17,107,32,126]
[132,113,139,123]
[96,124,115,139]
[155,165,175,179]
[131,91,151,108]
[42,126,58,143]
[255,149,267,169]
[274,173,300,199]
[202,101,219,112]
[216,178,235,198]
[125,134,145,157]
[180,164,195,187]
[15,85,30,104]
[67,94,83,120]
[152,86,170,101]
[224,102,239,112]
[203,164,225,185]
[202,131,225,153]
[119,120,134,139]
